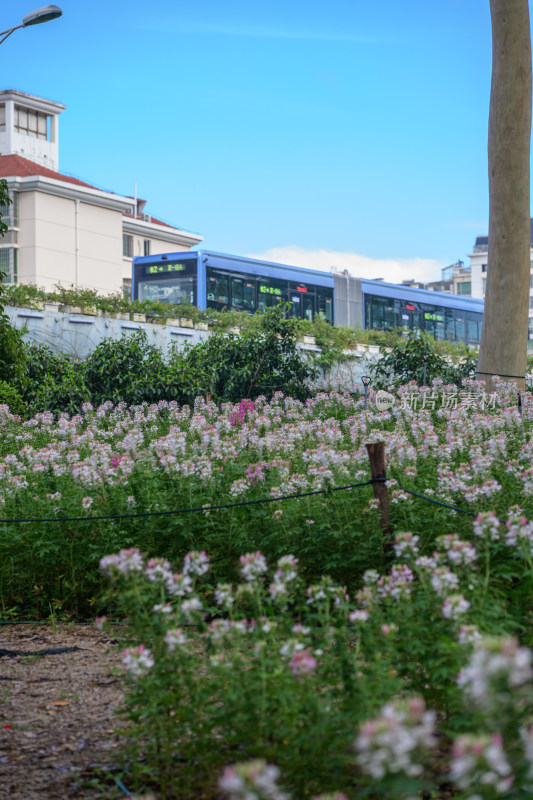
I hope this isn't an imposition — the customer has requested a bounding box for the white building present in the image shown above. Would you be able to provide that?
[0,90,203,295]
[467,223,533,343]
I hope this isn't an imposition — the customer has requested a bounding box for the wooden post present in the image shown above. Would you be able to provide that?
[365,441,394,556]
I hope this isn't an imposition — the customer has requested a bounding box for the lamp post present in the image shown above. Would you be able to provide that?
[0,5,62,45]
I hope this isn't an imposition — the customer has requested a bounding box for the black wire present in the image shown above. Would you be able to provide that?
[0,478,386,525]
[396,482,507,524]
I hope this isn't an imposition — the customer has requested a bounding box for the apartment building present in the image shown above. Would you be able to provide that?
[468,221,533,342]
[0,90,203,295]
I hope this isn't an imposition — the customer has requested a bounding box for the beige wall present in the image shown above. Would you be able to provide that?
[17,189,198,294]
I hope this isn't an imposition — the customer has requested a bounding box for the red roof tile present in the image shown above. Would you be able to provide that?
[0,154,180,231]
[0,153,99,189]
[122,210,177,230]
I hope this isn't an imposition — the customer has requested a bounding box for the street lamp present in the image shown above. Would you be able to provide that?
[0,5,62,45]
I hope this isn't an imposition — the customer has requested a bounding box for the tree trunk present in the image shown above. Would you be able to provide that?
[476,0,532,391]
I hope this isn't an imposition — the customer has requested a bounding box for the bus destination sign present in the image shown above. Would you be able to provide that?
[145,263,186,276]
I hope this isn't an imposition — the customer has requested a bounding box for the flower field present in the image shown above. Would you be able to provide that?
[1,379,533,798]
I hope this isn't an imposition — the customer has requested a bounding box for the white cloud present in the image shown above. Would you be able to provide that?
[245,246,443,285]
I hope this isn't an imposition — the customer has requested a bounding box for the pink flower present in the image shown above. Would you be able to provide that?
[82,496,93,510]
[289,649,317,675]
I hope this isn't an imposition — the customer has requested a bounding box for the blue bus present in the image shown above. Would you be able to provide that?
[132,250,484,346]
[133,250,334,322]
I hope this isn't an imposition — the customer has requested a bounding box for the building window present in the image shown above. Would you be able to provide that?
[481,264,487,272]
[529,318,533,340]
[123,278,132,298]
[482,278,487,296]
[14,105,49,140]
[0,104,5,132]
[143,239,151,256]
[530,296,533,309]
[0,247,17,283]
[457,281,471,296]
[530,274,533,289]
[0,192,18,228]
[123,234,133,259]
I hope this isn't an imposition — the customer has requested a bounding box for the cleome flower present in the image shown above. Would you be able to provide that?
[240,551,268,582]
[393,532,420,559]
[354,696,436,780]
[289,649,317,676]
[219,759,289,800]
[100,548,144,577]
[183,550,210,576]
[164,628,188,652]
[376,564,414,601]
[457,637,533,707]
[450,733,513,794]
[121,644,154,678]
[442,594,470,620]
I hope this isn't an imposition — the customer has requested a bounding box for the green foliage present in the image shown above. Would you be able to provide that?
[0,380,25,416]
[84,330,168,407]
[21,343,86,415]
[3,281,475,363]
[179,305,317,402]
[16,307,315,415]
[0,317,26,385]
[370,331,477,388]
[0,183,27,385]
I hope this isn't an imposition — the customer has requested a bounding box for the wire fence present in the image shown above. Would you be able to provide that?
[0,475,507,525]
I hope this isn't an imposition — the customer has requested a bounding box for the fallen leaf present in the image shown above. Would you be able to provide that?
[46,701,70,707]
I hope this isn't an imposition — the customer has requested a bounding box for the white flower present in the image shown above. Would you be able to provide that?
[442,594,470,619]
[180,597,203,619]
[145,558,173,583]
[183,550,210,576]
[164,628,188,652]
[100,548,144,577]
[122,645,154,677]
[458,637,533,707]
[350,609,369,623]
[240,551,268,582]
[153,603,173,614]
[166,573,193,597]
[215,583,234,609]
[355,697,436,780]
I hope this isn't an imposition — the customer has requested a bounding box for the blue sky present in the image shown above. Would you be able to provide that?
[0,0,506,282]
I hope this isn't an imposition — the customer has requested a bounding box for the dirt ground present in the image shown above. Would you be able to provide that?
[0,624,126,800]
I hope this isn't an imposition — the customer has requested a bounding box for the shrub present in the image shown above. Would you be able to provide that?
[83,330,168,407]
[22,343,87,415]
[0,380,25,416]
[179,304,317,402]
[370,331,477,388]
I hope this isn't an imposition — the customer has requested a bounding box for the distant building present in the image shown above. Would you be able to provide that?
[0,90,203,294]
[467,221,533,343]
[398,261,470,295]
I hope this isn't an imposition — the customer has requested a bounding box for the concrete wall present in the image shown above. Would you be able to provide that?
[6,305,376,390]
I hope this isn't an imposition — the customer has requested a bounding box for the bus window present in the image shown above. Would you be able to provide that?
[317,288,333,322]
[258,277,287,311]
[231,277,256,312]
[445,310,456,341]
[138,276,195,306]
[467,315,479,345]
[302,292,315,321]
[422,306,445,338]
[289,294,301,318]
[206,270,229,311]
[455,314,465,342]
